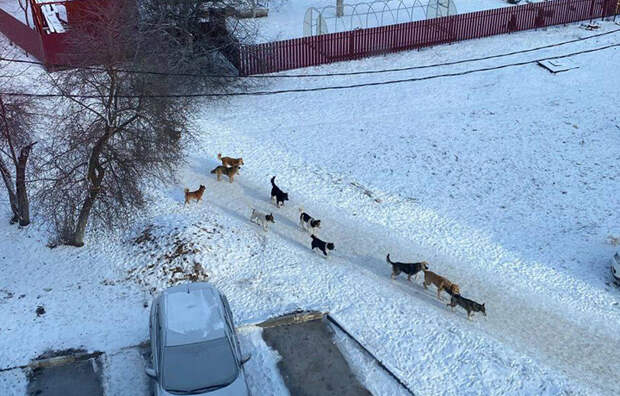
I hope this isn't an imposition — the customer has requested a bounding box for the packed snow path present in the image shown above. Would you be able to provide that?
[179,156,618,394]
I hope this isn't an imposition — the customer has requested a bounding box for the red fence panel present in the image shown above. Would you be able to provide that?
[239,0,617,75]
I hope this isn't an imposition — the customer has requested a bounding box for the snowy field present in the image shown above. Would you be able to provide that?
[1,16,620,396]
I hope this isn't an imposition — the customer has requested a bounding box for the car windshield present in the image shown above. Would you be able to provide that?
[162,338,238,393]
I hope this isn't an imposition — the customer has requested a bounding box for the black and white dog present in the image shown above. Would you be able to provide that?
[270,176,289,208]
[311,234,334,257]
[299,208,321,233]
[250,208,275,231]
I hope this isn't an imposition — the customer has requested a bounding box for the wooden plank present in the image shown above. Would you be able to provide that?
[40,4,65,33]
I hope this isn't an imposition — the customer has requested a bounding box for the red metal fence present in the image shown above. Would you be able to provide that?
[0,0,108,69]
[239,0,617,75]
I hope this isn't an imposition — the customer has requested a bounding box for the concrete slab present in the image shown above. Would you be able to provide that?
[262,318,371,396]
[27,356,103,396]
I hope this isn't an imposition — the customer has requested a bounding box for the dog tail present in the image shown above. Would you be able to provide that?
[184,188,189,193]
[217,153,222,160]
[386,253,393,264]
[270,176,276,186]
[210,167,217,174]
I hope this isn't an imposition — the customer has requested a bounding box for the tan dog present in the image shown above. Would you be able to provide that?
[184,185,206,205]
[210,165,240,183]
[218,153,244,168]
[423,270,460,300]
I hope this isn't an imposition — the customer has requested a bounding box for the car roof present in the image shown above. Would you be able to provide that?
[160,283,228,347]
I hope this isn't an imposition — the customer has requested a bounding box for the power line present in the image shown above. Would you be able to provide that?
[1,43,617,98]
[0,28,618,79]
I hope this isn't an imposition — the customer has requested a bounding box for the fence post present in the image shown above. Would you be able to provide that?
[348,30,354,58]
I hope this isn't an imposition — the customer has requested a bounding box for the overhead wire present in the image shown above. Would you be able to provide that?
[0,42,617,98]
[0,28,618,79]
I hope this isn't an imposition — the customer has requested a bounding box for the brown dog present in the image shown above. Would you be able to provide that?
[184,185,206,205]
[218,153,244,168]
[210,165,240,183]
[423,270,460,300]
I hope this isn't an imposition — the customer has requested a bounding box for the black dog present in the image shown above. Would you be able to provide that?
[299,208,321,232]
[447,294,486,320]
[311,234,334,257]
[386,254,428,281]
[270,176,289,207]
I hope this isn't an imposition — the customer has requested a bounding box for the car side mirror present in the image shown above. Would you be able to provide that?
[240,354,251,365]
[145,366,157,379]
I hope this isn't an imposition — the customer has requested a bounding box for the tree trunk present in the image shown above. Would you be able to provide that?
[68,130,110,247]
[0,158,19,223]
[69,180,102,247]
[15,142,35,226]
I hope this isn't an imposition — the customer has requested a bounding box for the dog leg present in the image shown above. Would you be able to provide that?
[407,274,412,282]
[437,287,443,300]
[423,281,428,289]
[391,272,396,280]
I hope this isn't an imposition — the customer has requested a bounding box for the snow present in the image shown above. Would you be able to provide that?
[0,0,35,28]
[0,369,28,396]
[102,349,151,396]
[237,326,290,395]
[330,324,410,396]
[250,0,532,43]
[164,286,226,344]
[1,15,620,396]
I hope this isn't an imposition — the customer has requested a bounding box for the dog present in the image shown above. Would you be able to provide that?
[447,294,486,320]
[299,208,321,233]
[270,176,289,207]
[311,234,334,257]
[386,254,428,281]
[250,208,275,231]
[423,270,460,301]
[218,153,244,168]
[211,165,240,183]
[184,185,206,205]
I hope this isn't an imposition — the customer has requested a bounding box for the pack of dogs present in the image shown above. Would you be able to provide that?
[184,153,486,321]
[387,253,486,320]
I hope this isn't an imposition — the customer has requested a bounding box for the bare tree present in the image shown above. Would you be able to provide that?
[0,96,36,226]
[38,0,249,246]
[0,46,37,226]
[17,0,31,27]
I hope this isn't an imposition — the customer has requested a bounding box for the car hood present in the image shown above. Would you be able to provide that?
[157,372,249,396]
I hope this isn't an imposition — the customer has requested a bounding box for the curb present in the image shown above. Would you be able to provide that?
[0,351,104,373]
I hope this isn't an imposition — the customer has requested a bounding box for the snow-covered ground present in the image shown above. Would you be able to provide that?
[0,0,35,27]
[250,0,528,42]
[1,16,620,396]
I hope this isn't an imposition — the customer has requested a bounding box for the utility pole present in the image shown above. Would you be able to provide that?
[337,0,344,17]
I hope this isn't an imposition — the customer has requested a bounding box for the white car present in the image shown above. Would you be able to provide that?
[145,282,251,395]
[612,252,620,285]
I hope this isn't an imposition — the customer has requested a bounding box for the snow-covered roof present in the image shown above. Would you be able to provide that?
[162,283,227,347]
